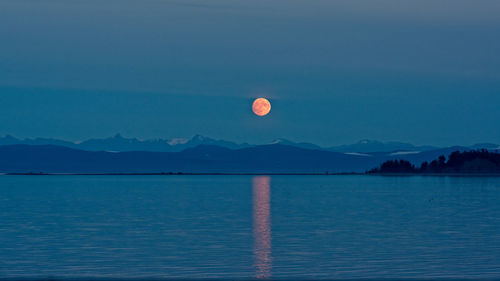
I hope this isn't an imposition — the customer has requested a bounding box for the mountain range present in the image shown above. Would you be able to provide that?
[0,137,498,173]
[1,134,498,173]
[0,134,455,153]
[0,134,250,153]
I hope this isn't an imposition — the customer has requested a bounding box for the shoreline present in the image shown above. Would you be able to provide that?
[3,172,500,176]
[1,172,361,176]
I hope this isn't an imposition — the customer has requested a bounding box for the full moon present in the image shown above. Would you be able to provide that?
[252,98,271,116]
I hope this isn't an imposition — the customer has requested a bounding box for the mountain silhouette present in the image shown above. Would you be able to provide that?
[327,139,437,153]
[0,134,497,164]
[0,144,378,173]
[0,143,495,174]
[0,134,251,152]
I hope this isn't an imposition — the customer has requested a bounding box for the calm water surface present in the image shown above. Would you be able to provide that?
[0,175,499,279]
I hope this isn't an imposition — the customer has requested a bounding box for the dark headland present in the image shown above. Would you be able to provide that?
[369,150,500,175]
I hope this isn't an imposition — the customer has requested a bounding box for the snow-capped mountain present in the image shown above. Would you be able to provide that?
[1,134,498,154]
[0,134,251,152]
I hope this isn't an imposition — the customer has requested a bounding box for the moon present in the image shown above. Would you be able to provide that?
[252,98,271,116]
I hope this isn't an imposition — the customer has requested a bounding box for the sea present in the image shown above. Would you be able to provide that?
[0,175,499,279]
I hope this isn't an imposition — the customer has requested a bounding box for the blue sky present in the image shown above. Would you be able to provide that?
[1,0,500,146]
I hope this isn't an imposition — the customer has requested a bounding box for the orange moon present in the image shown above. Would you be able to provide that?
[252,98,271,116]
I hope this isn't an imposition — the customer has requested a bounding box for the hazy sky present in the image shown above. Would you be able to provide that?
[1,0,500,146]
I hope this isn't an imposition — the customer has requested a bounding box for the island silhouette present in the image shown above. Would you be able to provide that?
[369,150,500,174]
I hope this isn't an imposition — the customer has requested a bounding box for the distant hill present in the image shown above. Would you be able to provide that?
[328,139,437,153]
[0,144,381,173]
[0,143,497,174]
[268,138,439,153]
[0,135,76,147]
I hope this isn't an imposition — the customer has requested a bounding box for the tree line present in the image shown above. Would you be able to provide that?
[368,150,500,174]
